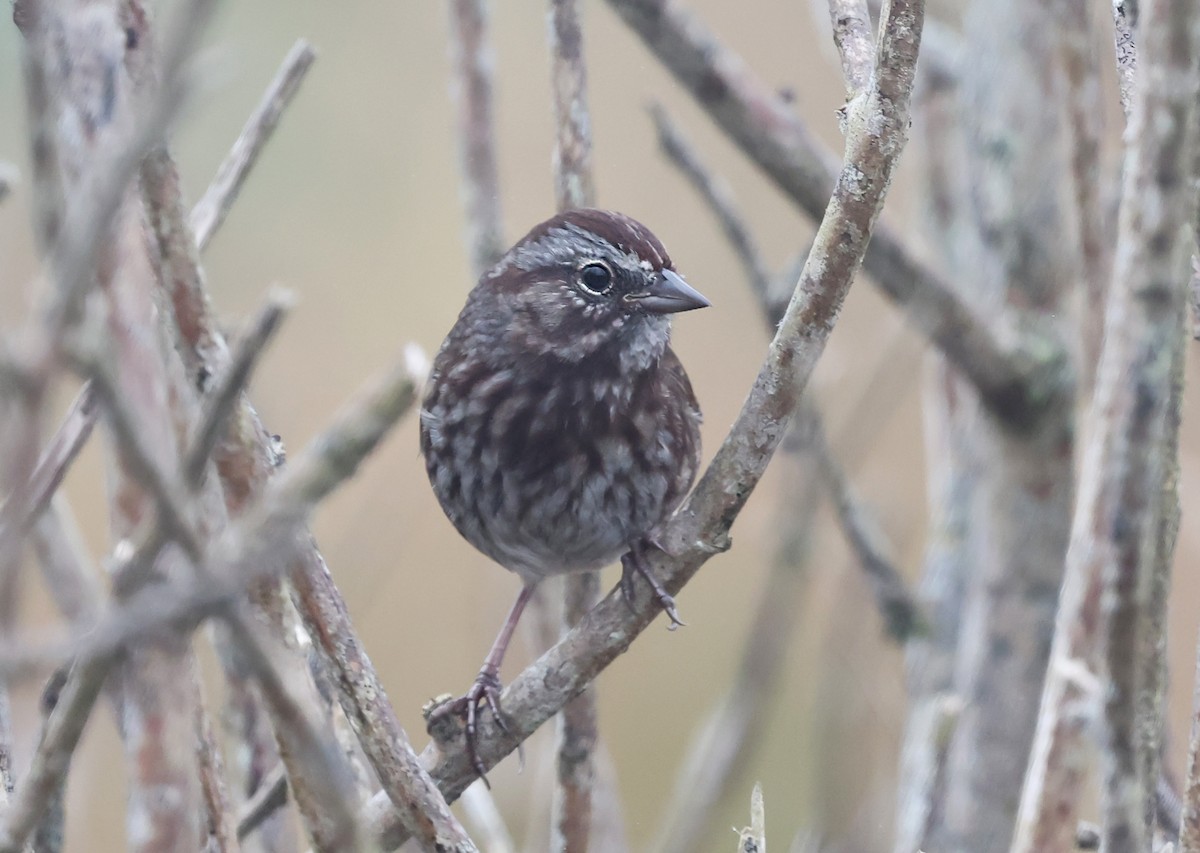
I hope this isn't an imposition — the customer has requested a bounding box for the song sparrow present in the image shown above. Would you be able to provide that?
[420,208,709,778]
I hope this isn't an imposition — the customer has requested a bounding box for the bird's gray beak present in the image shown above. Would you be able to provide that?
[626,269,711,314]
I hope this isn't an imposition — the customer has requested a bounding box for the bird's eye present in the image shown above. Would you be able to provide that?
[578,262,613,295]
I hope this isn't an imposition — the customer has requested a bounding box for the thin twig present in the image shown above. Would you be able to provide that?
[811,411,922,641]
[190,40,317,252]
[174,36,472,848]
[184,291,292,485]
[0,383,98,548]
[30,496,103,629]
[460,782,516,853]
[236,765,288,841]
[374,1,926,844]
[548,0,595,212]
[0,655,112,853]
[0,352,423,677]
[446,0,505,276]
[736,783,766,853]
[0,163,16,204]
[194,663,240,853]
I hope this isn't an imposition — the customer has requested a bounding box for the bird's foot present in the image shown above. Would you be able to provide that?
[428,667,518,787]
[620,542,685,630]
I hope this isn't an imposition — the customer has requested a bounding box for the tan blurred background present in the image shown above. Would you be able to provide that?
[1,2,1197,850]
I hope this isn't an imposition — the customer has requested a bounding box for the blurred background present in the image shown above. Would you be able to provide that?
[0,1,1195,850]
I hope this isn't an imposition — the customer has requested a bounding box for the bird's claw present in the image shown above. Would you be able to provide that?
[620,544,686,629]
[431,668,527,788]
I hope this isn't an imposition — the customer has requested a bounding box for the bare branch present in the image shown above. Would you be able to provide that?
[236,765,288,842]
[0,164,16,204]
[446,0,505,276]
[828,0,874,96]
[735,783,766,853]
[190,40,317,253]
[30,497,103,631]
[548,0,595,212]
[545,3,606,847]
[651,101,919,642]
[374,0,926,844]
[184,291,292,485]
[0,383,98,549]
[194,667,239,853]
[0,655,112,853]
[460,783,516,853]
[811,410,922,641]
[1014,0,1200,847]
[552,572,600,853]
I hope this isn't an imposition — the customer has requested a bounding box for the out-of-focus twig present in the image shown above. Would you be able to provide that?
[177,37,473,849]
[236,765,288,842]
[1016,1,1199,849]
[654,413,820,853]
[810,412,922,641]
[0,383,98,550]
[190,40,316,253]
[184,291,291,485]
[546,1,604,847]
[0,163,16,204]
[649,104,774,315]
[461,782,516,853]
[446,0,505,276]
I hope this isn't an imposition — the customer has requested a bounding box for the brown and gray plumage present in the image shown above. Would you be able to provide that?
[419,208,709,779]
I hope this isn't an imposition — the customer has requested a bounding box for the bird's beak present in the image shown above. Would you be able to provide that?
[625,269,711,314]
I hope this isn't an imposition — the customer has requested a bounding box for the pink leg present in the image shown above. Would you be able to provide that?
[441,583,537,784]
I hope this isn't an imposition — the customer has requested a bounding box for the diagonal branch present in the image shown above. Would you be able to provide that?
[190,40,317,253]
